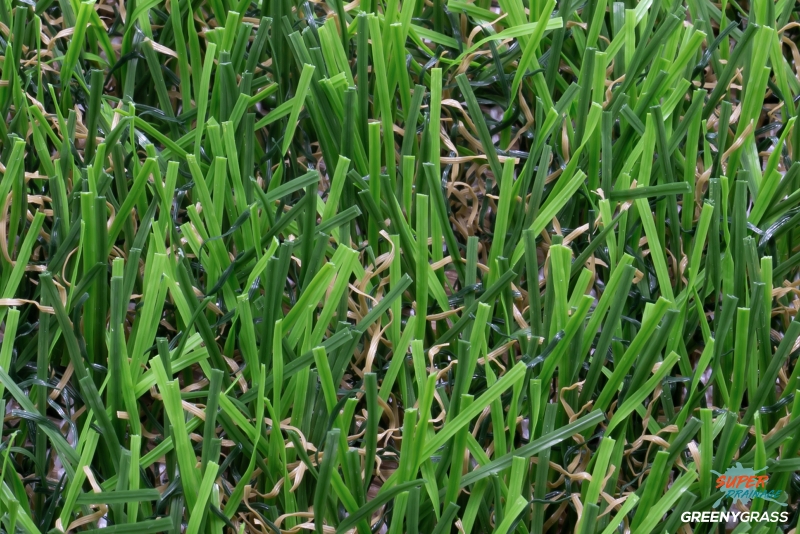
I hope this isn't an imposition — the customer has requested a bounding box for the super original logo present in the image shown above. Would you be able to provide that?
[682,463,788,524]
[711,463,786,509]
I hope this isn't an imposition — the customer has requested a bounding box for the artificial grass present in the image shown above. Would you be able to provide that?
[1,0,800,532]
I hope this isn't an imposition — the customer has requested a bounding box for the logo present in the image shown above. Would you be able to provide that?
[711,463,785,509]
[679,463,789,524]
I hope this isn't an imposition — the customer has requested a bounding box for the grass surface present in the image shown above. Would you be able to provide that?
[1,0,800,532]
